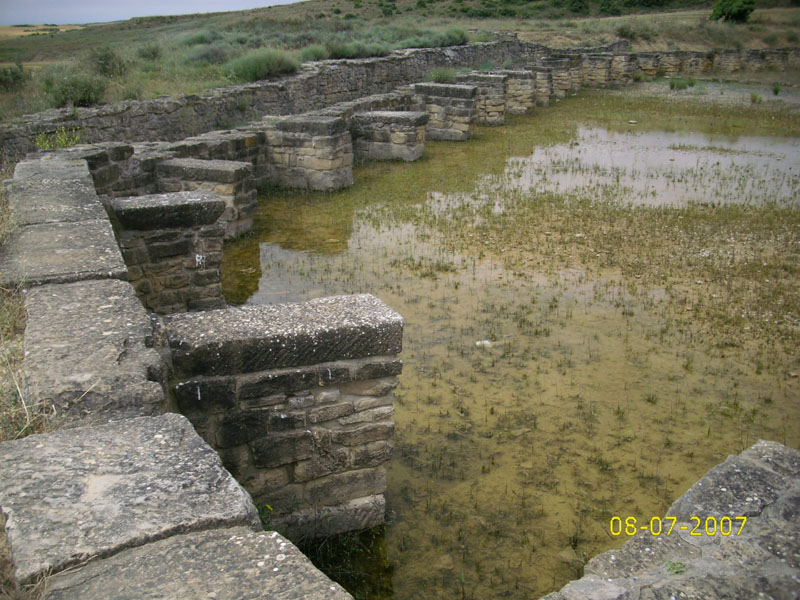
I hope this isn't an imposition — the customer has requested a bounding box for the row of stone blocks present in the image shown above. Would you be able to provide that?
[0,155,406,598]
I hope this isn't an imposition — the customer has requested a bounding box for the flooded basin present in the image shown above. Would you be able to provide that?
[222,89,800,599]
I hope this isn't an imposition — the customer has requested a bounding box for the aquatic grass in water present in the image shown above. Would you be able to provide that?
[222,90,800,599]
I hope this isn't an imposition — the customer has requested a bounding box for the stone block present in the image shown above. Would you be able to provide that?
[413,83,477,99]
[251,431,315,468]
[157,158,252,183]
[0,413,260,585]
[275,115,347,136]
[109,191,226,230]
[22,279,164,426]
[239,368,317,399]
[9,157,106,226]
[217,409,273,448]
[43,527,353,600]
[330,422,394,446]
[274,495,385,540]
[304,468,386,506]
[165,294,404,377]
[174,377,236,415]
[0,219,126,288]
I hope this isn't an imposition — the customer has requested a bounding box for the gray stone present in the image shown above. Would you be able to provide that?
[0,413,260,584]
[9,157,106,226]
[0,220,126,288]
[274,495,386,540]
[44,527,353,600]
[413,83,477,99]
[109,191,226,230]
[157,158,252,183]
[275,115,347,136]
[22,279,164,425]
[165,294,404,376]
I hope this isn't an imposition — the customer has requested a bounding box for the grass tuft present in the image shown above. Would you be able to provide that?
[226,48,299,82]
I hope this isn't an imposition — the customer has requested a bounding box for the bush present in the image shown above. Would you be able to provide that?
[137,43,162,61]
[326,41,389,59]
[710,0,755,23]
[427,67,457,83]
[187,42,231,65]
[0,63,27,92]
[90,46,128,78]
[226,48,299,82]
[300,44,330,62]
[615,24,638,40]
[47,71,107,107]
[182,30,221,46]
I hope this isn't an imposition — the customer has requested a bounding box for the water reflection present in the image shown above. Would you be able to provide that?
[222,118,800,599]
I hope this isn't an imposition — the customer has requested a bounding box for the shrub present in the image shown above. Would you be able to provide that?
[326,41,389,59]
[137,43,162,61]
[187,43,231,65]
[0,63,27,92]
[90,46,128,78]
[300,44,330,62]
[427,67,457,83]
[226,48,299,82]
[47,71,107,107]
[182,30,221,46]
[615,24,638,40]
[750,92,763,103]
[599,0,622,15]
[710,0,755,23]
[772,83,781,95]
[34,127,82,151]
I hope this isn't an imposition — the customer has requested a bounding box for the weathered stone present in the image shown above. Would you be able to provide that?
[0,219,126,288]
[251,431,315,468]
[0,414,260,584]
[304,468,386,506]
[340,377,399,397]
[22,279,164,425]
[330,422,394,446]
[173,377,236,415]
[275,115,347,136]
[44,526,353,600]
[165,294,404,376]
[274,495,386,540]
[157,157,252,183]
[9,157,105,226]
[109,191,225,229]
[413,83,477,99]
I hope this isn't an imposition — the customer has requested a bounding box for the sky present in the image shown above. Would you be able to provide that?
[0,1,301,26]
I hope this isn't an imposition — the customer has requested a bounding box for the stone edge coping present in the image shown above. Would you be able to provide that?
[157,157,253,182]
[412,83,478,98]
[164,293,404,377]
[351,111,429,126]
[43,526,354,600]
[21,279,165,427]
[0,413,261,585]
[0,219,127,288]
[275,115,348,136]
[108,191,226,230]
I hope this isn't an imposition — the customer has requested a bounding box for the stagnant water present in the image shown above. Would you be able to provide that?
[222,93,800,599]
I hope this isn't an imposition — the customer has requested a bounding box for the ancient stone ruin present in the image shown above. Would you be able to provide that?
[0,35,798,598]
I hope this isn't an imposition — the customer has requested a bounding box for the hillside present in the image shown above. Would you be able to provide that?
[0,0,798,123]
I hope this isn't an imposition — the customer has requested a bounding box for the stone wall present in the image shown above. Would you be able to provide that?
[455,73,507,125]
[3,42,799,161]
[164,294,404,540]
[106,191,228,314]
[351,111,428,162]
[413,83,478,141]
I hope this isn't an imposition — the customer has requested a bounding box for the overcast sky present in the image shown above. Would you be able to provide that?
[0,1,301,25]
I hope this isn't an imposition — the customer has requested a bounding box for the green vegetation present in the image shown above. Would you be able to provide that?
[34,127,82,151]
[0,1,797,121]
[669,76,696,89]
[226,48,299,82]
[426,66,458,83]
[710,0,757,22]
